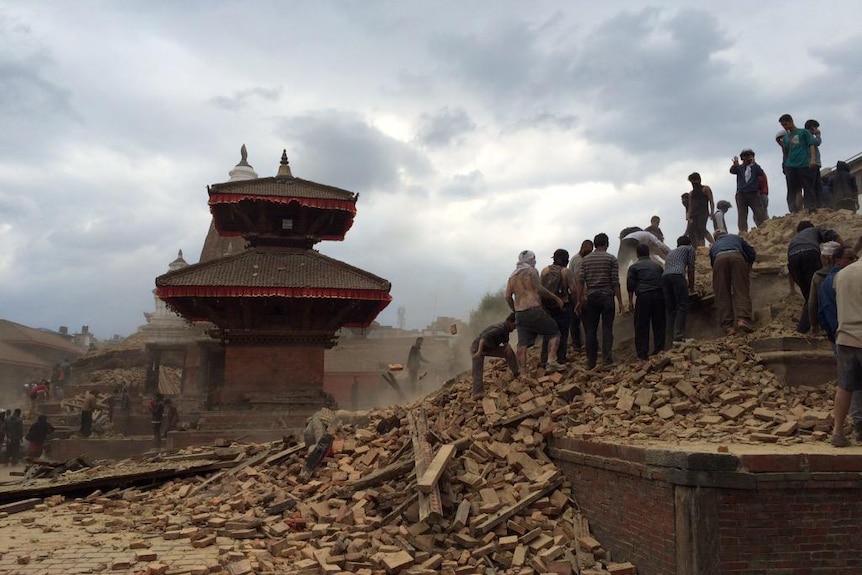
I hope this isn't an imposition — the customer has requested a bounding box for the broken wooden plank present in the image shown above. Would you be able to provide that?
[473,477,563,535]
[416,444,456,494]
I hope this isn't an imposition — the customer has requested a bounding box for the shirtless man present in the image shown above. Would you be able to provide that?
[505,250,565,375]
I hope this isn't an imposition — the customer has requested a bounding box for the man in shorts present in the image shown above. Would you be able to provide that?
[830,250,862,446]
[505,250,565,376]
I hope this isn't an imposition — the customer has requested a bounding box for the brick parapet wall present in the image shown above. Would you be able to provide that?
[549,437,862,575]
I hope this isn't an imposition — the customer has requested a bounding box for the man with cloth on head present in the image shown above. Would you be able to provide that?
[505,250,565,376]
[730,148,768,232]
[709,230,757,336]
[470,313,519,399]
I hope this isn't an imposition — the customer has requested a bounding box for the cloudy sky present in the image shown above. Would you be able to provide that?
[2,1,862,338]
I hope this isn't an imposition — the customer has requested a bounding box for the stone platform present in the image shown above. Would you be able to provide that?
[549,436,862,575]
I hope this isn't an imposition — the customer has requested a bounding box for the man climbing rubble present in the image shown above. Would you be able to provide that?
[470,313,519,399]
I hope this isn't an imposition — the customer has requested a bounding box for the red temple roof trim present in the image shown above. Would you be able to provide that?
[156,286,392,301]
[208,193,358,214]
[208,176,357,201]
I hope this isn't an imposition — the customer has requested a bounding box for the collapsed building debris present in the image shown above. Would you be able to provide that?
[2,210,861,574]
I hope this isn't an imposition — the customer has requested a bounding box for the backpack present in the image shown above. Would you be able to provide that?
[758,172,769,195]
[541,266,569,308]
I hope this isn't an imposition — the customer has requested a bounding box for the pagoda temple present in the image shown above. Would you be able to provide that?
[155,148,392,405]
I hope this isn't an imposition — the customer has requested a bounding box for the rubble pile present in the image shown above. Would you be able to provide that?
[17,364,657,575]
[6,211,859,575]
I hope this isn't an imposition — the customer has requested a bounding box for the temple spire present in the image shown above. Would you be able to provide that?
[277,149,293,178]
[228,144,258,181]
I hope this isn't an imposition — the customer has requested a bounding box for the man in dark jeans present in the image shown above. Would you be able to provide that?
[578,233,624,370]
[662,236,696,345]
[567,240,594,351]
[627,243,666,361]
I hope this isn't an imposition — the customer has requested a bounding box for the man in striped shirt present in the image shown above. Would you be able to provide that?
[662,236,697,345]
[578,233,624,370]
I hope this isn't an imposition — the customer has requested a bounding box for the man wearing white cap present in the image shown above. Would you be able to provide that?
[809,241,844,332]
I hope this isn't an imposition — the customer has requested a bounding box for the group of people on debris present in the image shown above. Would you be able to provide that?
[0,409,55,463]
[472,228,862,447]
[468,114,862,447]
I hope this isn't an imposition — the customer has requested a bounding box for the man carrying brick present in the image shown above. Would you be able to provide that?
[829,250,862,447]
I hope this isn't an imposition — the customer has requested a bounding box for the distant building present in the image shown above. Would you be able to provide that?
[0,319,86,391]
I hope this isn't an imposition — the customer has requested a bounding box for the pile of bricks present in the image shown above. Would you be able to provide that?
[27,372,645,575]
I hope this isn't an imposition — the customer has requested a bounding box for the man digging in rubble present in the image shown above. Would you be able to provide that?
[709,229,757,336]
[505,250,565,376]
[470,313,519,399]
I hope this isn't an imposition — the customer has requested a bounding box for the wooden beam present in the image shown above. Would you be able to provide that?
[473,477,562,535]
[416,443,456,494]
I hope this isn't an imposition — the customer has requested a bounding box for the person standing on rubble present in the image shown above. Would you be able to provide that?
[406,337,429,393]
[808,241,843,333]
[148,393,165,449]
[730,149,768,233]
[787,220,842,334]
[817,245,859,442]
[828,247,862,447]
[579,234,625,370]
[470,313,519,399]
[687,173,716,247]
[26,414,55,459]
[568,240,593,352]
[709,230,757,336]
[5,409,24,464]
[540,249,574,369]
[627,243,666,362]
[506,250,565,376]
[661,236,697,345]
[80,389,97,437]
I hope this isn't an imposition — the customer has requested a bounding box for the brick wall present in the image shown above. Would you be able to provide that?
[551,438,862,574]
[556,456,677,575]
[222,346,324,402]
[718,488,862,574]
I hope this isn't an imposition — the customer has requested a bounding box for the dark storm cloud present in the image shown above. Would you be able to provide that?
[415,107,476,148]
[278,110,433,193]
[210,86,283,111]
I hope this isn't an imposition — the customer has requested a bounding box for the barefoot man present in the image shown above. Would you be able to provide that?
[505,250,565,375]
